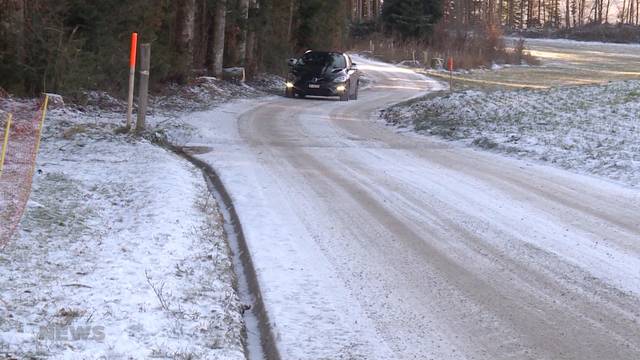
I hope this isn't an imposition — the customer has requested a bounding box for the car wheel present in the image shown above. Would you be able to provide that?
[297,91,306,99]
[340,85,349,101]
[351,82,359,100]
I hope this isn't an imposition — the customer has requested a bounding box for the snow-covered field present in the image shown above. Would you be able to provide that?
[420,37,640,89]
[382,80,640,186]
[0,101,247,358]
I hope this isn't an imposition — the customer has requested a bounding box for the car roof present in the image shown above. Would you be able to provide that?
[303,50,344,56]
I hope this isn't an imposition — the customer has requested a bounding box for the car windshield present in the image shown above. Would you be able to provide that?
[297,52,346,72]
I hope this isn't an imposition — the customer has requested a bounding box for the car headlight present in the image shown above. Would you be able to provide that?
[333,75,348,83]
[285,81,294,88]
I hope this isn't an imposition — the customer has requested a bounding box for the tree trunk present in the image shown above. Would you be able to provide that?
[520,0,526,29]
[244,0,258,78]
[365,0,373,20]
[508,0,515,27]
[489,0,495,24]
[373,0,380,17]
[538,0,542,25]
[287,0,295,41]
[193,0,209,69]
[211,0,227,78]
[176,0,196,70]
[238,0,250,66]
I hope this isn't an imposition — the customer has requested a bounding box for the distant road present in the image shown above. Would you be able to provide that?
[187,55,640,359]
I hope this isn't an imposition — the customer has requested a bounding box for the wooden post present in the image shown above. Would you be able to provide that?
[0,113,12,178]
[125,32,138,130]
[33,95,49,158]
[136,43,151,134]
[448,57,454,92]
[28,95,49,181]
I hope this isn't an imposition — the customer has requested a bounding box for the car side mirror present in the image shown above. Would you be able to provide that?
[351,63,358,69]
[287,58,297,67]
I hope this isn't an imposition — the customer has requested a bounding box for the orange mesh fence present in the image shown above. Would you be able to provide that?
[0,96,48,247]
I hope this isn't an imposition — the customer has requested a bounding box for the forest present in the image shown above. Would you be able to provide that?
[0,0,637,97]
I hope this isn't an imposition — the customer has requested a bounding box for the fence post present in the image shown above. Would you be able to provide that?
[125,32,138,130]
[136,43,151,134]
[0,113,12,178]
[447,57,454,92]
[33,95,49,160]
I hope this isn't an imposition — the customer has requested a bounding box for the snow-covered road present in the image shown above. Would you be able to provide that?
[180,56,640,359]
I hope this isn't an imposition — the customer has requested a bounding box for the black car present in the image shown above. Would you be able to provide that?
[285,51,359,101]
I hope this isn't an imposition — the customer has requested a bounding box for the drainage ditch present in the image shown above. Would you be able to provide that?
[157,140,281,360]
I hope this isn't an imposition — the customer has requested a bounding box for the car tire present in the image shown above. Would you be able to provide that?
[351,82,359,100]
[340,86,349,101]
[297,91,306,99]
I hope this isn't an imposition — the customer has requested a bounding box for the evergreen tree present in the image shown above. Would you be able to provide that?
[381,0,443,41]
[295,0,348,51]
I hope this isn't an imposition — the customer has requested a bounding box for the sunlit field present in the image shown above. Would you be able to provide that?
[423,38,640,89]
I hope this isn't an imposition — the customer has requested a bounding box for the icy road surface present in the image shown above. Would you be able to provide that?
[180,55,640,359]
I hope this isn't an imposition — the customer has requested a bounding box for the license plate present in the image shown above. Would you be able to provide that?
[308,84,320,89]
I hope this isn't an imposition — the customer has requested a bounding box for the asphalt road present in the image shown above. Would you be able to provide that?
[191,54,640,359]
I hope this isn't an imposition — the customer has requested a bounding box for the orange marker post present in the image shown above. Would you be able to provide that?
[125,32,138,130]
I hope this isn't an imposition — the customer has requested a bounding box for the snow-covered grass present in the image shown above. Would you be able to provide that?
[383,80,640,186]
[0,103,246,358]
[153,74,284,113]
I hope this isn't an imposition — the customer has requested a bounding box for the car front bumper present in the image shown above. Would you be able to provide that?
[292,81,347,96]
